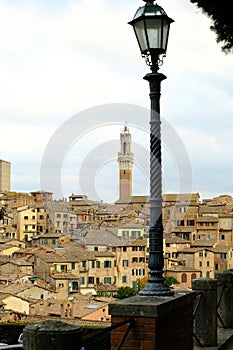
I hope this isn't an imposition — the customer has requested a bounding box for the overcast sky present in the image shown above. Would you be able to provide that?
[0,0,233,203]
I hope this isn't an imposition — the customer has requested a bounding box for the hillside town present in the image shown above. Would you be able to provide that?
[1,127,233,326]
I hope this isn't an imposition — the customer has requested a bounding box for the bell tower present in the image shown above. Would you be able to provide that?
[117,124,134,201]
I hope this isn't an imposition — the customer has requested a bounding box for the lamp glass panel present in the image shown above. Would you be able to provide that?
[134,20,148,53]
[145,18,162,50]
[162,20,169,51]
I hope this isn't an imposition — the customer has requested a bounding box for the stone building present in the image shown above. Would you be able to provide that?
[17,205,48,241]
[117,124,134,202]
[0,159,11,192]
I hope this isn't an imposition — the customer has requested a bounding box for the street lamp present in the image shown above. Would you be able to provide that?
[129,0,174,296]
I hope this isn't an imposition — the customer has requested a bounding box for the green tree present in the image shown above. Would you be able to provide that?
[190,0,233,53]
[114,286,136,300]
[164,276,179,287]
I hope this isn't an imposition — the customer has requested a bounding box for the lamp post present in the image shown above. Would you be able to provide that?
[129,0,174,296]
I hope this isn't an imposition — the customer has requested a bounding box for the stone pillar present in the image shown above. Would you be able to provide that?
[192,278,218,346]
[23,320,82,350]
[216,271,233,328]
[109,292,194,350]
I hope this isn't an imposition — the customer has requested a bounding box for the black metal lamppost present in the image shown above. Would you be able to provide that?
[129,0,174,296]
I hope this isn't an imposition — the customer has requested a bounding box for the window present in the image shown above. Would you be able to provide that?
[199,252,203,257]
[52,239,56,245]
[63,214,67,218]
[131,231,140,237]
[58,283,64,288]
[122,276,127,283]
[32,216,35,220]
[139,257,145,263]
[24,216,28,220]
[39,215,44,220]
[220,253,227,259]
[56,213,61,218]
[206,271,210,278]
[187,220,194,226]
[167,209,170,216]
[207,261,210,267]
[114,260,117,267]
[96,261,100,268]
[41,239,48,245]
[82,261,87,269]
[180,207,186,213]
[122,260,129,267]
[122,231,129,237]
[123,247,127,252]
[94,247,98,251]
[92,261,95,268]
[199,261,202,267]
[71,262,75,270]
[177,220,184,226]
[191,273,197,280]
[206,235,211,240]
[104,260,112,268]
[132,257,138,263]
[71,282,79,291]
[60,265,67,272]
[112,247,116,252]
[104,277,111,284]
[215,264,219,270]
[88,276,94,284]
[80,277,85,285]
[181,273,187,283]
[197,234,201,240]
[220,234,225,240]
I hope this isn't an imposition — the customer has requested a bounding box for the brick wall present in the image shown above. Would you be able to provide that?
[111,303,193,350]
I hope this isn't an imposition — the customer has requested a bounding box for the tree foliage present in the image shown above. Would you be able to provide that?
[164,276,179,287]
[190,0,233,53]
[114,287,136,300]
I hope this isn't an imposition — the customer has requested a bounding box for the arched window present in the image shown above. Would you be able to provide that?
[191,273,197,280]
[181,273,187,283]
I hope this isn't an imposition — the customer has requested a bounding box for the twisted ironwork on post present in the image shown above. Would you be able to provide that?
[139,67,173,296]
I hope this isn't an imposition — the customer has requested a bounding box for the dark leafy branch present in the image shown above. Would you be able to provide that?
[190,0,233,53]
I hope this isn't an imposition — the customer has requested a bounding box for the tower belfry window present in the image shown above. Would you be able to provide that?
[123,142,127,154]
